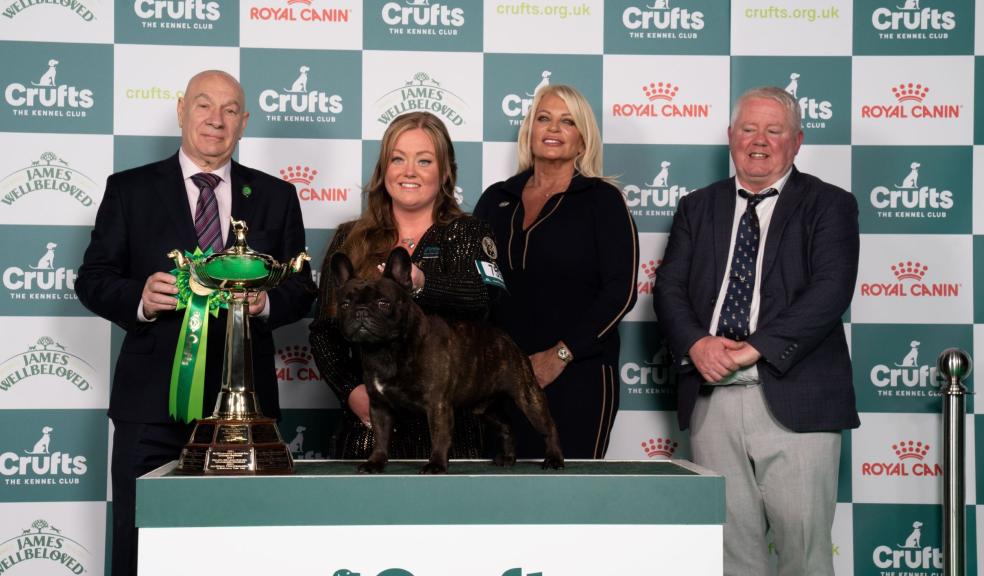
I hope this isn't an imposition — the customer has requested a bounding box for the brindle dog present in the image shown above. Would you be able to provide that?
[330,248,564,474]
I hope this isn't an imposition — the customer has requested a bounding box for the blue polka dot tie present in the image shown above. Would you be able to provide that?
[191,172,223,253]
[715,188,778,341]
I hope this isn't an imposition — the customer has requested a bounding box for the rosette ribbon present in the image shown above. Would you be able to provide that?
[169,248,229,423]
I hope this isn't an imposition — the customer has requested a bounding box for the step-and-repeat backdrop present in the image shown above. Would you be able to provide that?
[1,1,982,575]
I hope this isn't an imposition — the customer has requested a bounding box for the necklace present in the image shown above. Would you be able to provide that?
[400,237,416,250]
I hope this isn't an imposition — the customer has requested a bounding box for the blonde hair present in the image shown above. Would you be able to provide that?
[516,84,607,179]
[341,112,463,278]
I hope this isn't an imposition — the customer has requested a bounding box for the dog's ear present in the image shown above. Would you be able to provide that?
[383,247,413,291]
[329,252,355,289]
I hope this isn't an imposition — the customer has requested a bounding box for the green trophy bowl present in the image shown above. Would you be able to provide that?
[169,219,310,475]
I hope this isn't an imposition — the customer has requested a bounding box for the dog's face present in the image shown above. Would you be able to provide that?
[330,248,414,344]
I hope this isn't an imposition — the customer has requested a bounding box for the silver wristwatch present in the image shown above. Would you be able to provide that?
[556,345,573,364]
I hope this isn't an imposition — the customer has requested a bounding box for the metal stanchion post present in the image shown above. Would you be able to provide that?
[936,348,972,576]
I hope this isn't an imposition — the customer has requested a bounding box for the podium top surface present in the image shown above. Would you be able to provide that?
[137,459,723,528]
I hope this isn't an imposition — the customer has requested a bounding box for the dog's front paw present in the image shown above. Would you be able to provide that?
[492,452,516,467]
[418,461,448,474]
[357,459,386,474]
[541,456,565,470]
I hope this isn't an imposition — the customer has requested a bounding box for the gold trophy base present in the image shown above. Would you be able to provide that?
[175,417,294,475]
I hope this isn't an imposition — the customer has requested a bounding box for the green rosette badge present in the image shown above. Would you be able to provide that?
[169,247,229,423]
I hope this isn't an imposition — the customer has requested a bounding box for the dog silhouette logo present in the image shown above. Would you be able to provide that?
[895,340,921,367]
[526,70,551,97]
[32,59,59,87]
[897,0,920,10]
[784,72,801,98]
[287,65,310,93]
[899,521,923,548]
[647,161,672,187]
[898,162,921,189]
[24,426,54,455]
[29,243,58,270]
[646,0,670,9]
[287,426,306,454]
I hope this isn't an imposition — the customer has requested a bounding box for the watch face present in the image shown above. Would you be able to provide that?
[558,347,571,362]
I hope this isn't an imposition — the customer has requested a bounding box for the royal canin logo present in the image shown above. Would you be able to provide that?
[859,261,959,297]
[275,345,320,383]
[861,440,940,477]
[637,259,660,295]
[248,0,351,23]
[280,164,348,202]
[611,81,710,118]
[860,83,960,119]
[641,437,678,458]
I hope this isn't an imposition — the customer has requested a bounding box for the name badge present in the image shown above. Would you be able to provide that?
[476,260,506,290]
[421,246,440,259]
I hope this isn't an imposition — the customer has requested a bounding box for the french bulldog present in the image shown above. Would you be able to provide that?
[330,247,564,474]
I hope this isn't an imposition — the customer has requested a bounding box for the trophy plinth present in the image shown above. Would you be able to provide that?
[169,220,309,475]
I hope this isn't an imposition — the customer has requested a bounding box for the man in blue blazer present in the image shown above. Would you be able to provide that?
[654,86,859,576]
[76,70,315,576]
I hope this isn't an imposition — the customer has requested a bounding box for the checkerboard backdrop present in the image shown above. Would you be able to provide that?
[0,1,981,574]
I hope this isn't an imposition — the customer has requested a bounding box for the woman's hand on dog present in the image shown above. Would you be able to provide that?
[348,385,372,427]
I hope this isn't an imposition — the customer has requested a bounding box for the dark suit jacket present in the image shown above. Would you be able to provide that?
[76,153,316,423]
[654,167,860,433]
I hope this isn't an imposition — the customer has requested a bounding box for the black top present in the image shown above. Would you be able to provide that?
[474,169,640,363]
[308,215,496,459]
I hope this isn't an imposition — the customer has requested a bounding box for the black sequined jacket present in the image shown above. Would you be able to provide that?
[309,215,496,459]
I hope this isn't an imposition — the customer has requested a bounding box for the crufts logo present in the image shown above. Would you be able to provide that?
[871,1,955,37]
[281,165,349,202]
[0,425,88,480]
[611,82,710,118]
[376,72,466,127]
[276,344,321,383]
[2,151,97,208]
[381,1,465,29]
[869,339,938,395]
[641,437,678,458]
[133,0,220,24]
[0,335,94,392]
[782,72,832,128]
[622,160,692,216]
[2,0,94,20]
[858,261,959,297]
[3,59,94,115]
[622,1,705,36]
[860,83,960,119]
[0,519,90,574]
[621,348,671,390]
[2,241,78,299]
[869,162,953,217]
[501,70,551,125]
[248,0,351,22]
[871,519,943,571]
[862,440,940,477]
[259,64,344,122]
[637,259,660,295]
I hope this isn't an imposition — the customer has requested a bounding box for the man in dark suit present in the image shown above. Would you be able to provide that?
[75,70,315,576]
[654,86,859,576]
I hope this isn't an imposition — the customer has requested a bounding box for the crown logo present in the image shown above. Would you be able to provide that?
[641,437,678,458]
[891,83,929,104]
[278,345,313,365]
[893,440,930,461]
[280,165,318,185]
[641,259,660,280]
[288,0,312,5]
[642,82,678,102]
[891,261,928,281]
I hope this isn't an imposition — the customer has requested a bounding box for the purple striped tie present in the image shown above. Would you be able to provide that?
[191,172,223,253]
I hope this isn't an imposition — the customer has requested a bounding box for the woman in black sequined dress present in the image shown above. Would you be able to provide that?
[309,112,497,459]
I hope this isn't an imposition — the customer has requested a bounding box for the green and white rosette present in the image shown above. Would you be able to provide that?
[169,248,229,423]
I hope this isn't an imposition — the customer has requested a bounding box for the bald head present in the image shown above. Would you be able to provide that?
[177,70,249,170]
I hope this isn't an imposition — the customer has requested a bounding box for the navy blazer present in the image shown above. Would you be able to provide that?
[654,167,861,433]
[76,153,316,423]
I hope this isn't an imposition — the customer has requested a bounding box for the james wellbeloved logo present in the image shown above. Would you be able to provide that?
[861,440,941,477]
[0,336,94,393]
[859,261,959,298]
[275,344,321,384]
[248,0,352,23]
[860,82,960,119]
[1,151,97,209]
[2,0,95,20]
[501,70,552,127]
[611,81,711,119]
[376,72,467,127]
[4,58,93,117]
[605,0,727,55]
[641,437,678,458]
[2,241,77,300]
[281,165,350,203]
[0,519,90,574]
[622,161,692,218]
